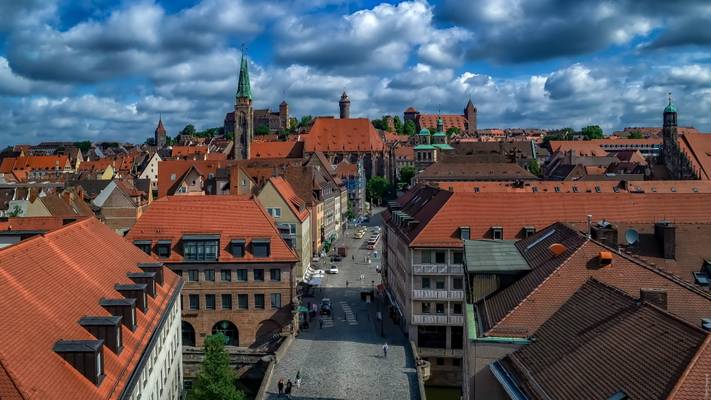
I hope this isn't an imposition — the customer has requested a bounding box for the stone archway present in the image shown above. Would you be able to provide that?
[182,321,196,346]
[212,320,239,346]
[252,319,282,348]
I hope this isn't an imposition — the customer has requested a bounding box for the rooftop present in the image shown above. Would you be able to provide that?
[301,118,384,153]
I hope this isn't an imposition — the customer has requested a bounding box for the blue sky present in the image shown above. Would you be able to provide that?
[1,0,710,147]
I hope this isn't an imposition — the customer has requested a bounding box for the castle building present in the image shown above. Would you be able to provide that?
[404,99,478,136]
[661,94,711,180]
[155,116,167,148]
[339,91,351,119]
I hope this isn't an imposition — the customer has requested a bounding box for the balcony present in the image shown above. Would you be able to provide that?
[412,314,464,326]
[412,264,464,275]
[417,347,464,358]
[412,289,464,300]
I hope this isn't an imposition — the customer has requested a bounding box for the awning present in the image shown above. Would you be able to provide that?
[297,306,309,313]
[306,277,322,286]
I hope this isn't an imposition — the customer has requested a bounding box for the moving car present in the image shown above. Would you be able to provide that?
[331,255,343,262]
[327,265,339,274]
[320,298,332,315]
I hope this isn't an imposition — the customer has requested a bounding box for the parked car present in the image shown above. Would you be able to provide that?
[327,265,339,274]
[331,255,342,262]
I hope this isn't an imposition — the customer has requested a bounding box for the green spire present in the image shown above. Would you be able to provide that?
[236,51,252,100]
[664,92,677,113]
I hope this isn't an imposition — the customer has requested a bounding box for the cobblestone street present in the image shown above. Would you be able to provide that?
[266,210,419,400]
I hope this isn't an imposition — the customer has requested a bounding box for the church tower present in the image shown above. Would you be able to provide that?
[233,51,253,160]
[339,91,350,119]
[464,98,477,135]
[662,92,678,165]
[154,116,167,148]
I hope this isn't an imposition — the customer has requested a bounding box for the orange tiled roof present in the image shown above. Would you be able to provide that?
[0,216,67,231]
[2,156,71,172]
[487,238,711,339]
[592,138,662,146]
[436,180,711,193]
[170,146,208,158]
[269,177,309,222]
[0,217,181,400]
[404,190,711,247]
[302,118,384,153]
[126,196,298,263]
[549,141,608,157]
[157,159,232,197]
[678,132,711,180]
[206,152,227,160]
[394,145,414,160]
[669,335,711,400]
[250,141,302,159]
[418,114,467,132]
[78,158,113,172]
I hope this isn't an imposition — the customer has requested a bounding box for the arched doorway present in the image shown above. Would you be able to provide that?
[182,321,196,346]
[212,320,239,346]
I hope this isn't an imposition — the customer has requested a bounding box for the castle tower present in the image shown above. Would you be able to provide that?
[234,51,253,160]
[154,116,167,148]
[662,92,678,164]
[436,115,444,133]
[464,98,477,135]
[339,91,350,119]
[279,100,289,131]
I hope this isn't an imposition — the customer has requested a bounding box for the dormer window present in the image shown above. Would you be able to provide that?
[133,240,151,255]
[54,340,105,386]
[182,234,219,261]
[523,226,536,238]
[230,239,245,257]
[492,226,503,240]
[156,240,171,259]
[459,226,470,240]
[252,239,271,258]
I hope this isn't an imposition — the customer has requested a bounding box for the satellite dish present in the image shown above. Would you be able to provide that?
[625,229,639,245]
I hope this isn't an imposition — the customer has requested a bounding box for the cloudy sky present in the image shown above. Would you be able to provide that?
[1,0,710,147]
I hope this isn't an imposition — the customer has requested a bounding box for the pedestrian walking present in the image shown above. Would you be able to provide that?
[346,280,349,288]
[285,379,293,398]
[383,343,389,358]
[352,254,355,261]
[320,318,324,329]
[296,370,302,388]
[278,378,284,395]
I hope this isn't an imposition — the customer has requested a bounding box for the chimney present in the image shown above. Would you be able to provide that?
[114,284,148,312]
[53,340,105,386]
[654,221,676,259]
[591,220,618,248]
[598,251,613,266]
[586,215,592,238]
[100,298,137,331]
[138,262,164,286]
[640,288,668,310]
[79,316,123,354]
[127,271,157,297]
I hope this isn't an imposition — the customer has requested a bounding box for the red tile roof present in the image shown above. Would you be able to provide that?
[669,335,711,400]
[157,159,232,197]
[485,236,711,338]
[170,146,208,159]
[436,180,711,193]
[78,158,113,172]
[418,162,537,182]
[394,146,414,160]
[0,217,181,400]
[678,132,711,180]
[126,196,298,263]
[397,189,711,247]
[334,160,357,178]
[250,141,303,159]
[549,141,608,157]
[502,278,709,400]
[302,118,384,153]
[418,114,467,132]
[0,216,67,232]
[268,177,309,222]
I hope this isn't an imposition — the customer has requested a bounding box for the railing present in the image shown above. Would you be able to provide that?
[412,264,464,275]
[412,289,464,300]
[417,347,464,358]
[412,314,465,326]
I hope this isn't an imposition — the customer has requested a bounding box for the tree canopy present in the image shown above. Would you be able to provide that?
[366,176,390,206]
[627,130,644,139]
[399,166,415,184]
[188,334,245,400]
[255,124,270,135]
[446,127,461,136]
[404,120,416,136]
[73,141,92,152]
[581,125,604,140]
[528,159,541,177]
[298,115,313,128]
[180,124,196,137]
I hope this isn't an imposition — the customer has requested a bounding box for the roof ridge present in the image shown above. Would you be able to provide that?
[487,237,589,336]
[0,217,90,253]
[0,355,28,399]
[666,333,711,400]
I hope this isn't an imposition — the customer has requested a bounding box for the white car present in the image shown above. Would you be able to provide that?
[327,265,339,274]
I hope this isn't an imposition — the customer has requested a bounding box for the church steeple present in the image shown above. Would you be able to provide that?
[236,50,252,100]
[154,115,167,148]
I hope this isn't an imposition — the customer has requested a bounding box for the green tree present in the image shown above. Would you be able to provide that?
[366,176,389,206]
[74,141,92,152]
[399,166,415,184]
[393,116,404,134]
[180,124,196,137]
[628,130,644,139]
[404,120,416,136]
[446,127,461,137]
[298,115,313,128]
[371,118,385,130]
[581,125,604,140]
[145,138,156,146]
[189,334,245,400]
[255,124,270,135]
[528,159,541,177]
[428,127,437,135]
